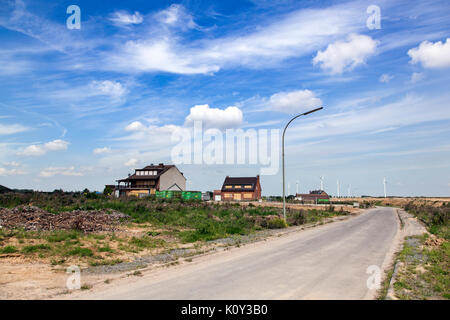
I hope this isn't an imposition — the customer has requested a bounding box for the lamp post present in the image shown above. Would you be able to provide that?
[282,107,323,221]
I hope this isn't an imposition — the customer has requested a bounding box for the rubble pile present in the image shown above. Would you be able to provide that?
[0,205,129,232]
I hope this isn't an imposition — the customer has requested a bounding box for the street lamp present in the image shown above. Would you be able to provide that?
[282,106,323,221]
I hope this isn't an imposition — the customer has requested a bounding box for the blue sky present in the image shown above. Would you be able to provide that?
[0,0,449,196]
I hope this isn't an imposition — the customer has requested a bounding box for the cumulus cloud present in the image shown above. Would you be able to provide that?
[110,11,144,25]
[408,38,450,68]
[17,139,69,156]
[93,147,112,155]
[124,158,138,167]
[39,166,83,177]
[89,80,127,99]
[0,123,30,135]
[269,90,322,114]
[313,34,378,74]
[184,104,243,130]
[125,121,147,132]
[379,74,394,83]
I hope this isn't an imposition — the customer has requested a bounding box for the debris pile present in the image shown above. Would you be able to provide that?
[424,235,445,248]
[0,205,129,233]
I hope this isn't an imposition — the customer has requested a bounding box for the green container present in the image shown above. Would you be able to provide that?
[182,191,202,200]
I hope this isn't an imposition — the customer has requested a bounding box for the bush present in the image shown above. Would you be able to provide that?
[46,230,80,242]
[22,244,51,253]
[267,218,288,229]
[0,245,18,254]
[66,247,93,257]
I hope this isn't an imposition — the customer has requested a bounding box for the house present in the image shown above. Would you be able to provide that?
[295,190,330,203]
[112,163,186,197]
[214,175,262,201]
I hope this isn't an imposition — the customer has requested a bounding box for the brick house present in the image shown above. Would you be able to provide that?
[295,190,330,203]
[112,163,186,197]
[214,176,262,201]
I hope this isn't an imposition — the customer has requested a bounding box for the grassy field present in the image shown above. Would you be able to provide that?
[0,192,350,268]
[386,202,449,300]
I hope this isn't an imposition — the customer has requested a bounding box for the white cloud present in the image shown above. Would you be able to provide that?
[17,139,69,156]
[411,72,424,83]
[184,104,243,129]
[269,90,322,114]
[3,161,20,167]
[0,123,30,135]
[155,4,197,29]
[89,80,127,99]
[286,94,450,141]
[0,167,26,176]
[106,3,365,74]
[110,11,144,25]
[93,147,112,155]
[39,166,83,177]
[408,38,450,68]
[379,74,394,83]
[313,34,378,74]
[124,158,138,167]
[125,121,147,132]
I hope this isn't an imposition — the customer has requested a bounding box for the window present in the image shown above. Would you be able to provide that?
[244,193,252,198]
[244,185,252,189]
[225,185,232,189]
[234,185,242,188]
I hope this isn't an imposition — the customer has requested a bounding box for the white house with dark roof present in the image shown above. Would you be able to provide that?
[113,163,186,197]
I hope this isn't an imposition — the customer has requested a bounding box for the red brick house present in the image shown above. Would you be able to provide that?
[295,190,330,203]
[214,176,262,201]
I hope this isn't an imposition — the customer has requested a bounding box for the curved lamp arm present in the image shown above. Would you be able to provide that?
[282,107,323,221]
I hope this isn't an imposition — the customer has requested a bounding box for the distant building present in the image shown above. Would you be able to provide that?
[111,163,186,197]
[214,176,262,201]
[295,190,330,203]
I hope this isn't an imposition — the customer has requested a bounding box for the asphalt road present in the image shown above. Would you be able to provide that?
[77,207,399,300]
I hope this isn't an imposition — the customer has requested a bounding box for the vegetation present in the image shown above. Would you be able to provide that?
[0,191,351,267]
[403,202,449,240]
[383,202,449,300]
[392,234,449,299]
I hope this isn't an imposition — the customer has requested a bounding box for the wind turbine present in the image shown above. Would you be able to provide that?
[337,180,340,198]
[383,177,387,198]
[296,180,299,195]
[320,176,324,191]
[348,184,351,198]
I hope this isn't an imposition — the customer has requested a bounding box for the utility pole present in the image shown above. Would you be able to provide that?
[282,107,323,221]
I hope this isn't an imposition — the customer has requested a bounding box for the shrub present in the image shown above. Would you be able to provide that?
[46,230,80,242]
[267,218,288,229]
[66,247,93,257]
[22,244,51,253]
[0,245,18,254]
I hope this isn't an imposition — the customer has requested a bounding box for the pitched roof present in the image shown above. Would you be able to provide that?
[117,164,178,182]
[221,176,259,192]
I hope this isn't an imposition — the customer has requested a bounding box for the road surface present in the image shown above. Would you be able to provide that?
[75,207,400,300]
